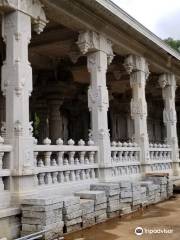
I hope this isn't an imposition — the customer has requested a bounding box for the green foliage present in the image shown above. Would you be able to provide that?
[33,112,40,138]
[164,38,180,52]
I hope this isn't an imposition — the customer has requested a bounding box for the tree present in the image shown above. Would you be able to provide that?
[164,38,180,52]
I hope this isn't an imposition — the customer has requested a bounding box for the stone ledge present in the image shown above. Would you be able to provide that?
[0,207,20,219]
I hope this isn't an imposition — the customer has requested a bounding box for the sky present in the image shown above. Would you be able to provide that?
[111,0,180,40]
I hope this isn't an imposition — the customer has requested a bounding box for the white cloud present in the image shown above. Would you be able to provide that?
[111,0,180,39]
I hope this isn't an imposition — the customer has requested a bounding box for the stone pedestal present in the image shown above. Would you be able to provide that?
[77,31,114,180]
[124,55,150,173]
[159,73,180,175]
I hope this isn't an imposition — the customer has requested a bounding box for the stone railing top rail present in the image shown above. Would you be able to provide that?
[111,141,139,147]
[149,143,171,150]
[34,138,98,152]
[111,141,140,150]
[149,143,171,148]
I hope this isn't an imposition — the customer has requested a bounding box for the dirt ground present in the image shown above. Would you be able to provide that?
[65,194,180,240]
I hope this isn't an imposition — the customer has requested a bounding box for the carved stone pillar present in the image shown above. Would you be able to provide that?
[1,5,46,202]
[159,73,179,175]
[48,99,63,144]
[77,31,114,180]
[124,55,150,173]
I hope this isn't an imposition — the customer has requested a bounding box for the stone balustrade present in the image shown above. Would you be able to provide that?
[110,141,141,178]
[0,136,12,207]
[34,138,99,187]
[148,143,173,172]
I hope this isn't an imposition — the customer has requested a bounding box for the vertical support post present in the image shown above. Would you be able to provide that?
[124,55,150,174]
[77,31,114,180]
[1,11,35,201]
[1,5,47,202]
[159,73,180,175]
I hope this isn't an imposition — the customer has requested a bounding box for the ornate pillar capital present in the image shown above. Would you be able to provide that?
[158,73,176,89]
[124,55,149,79]
[1,0,47,34]
[77,30,114,65]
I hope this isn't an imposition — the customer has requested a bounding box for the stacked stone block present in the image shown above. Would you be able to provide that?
[20,177,174,238]
[140,181,160,205]
[75,190,107,223]
[21,197,64,239]
[80,199,95,228]
[118,181,132,215]
[167,179,173,197]
[90,183,120,218]
[140,186,148,206]
[146,175,172,201]
[63,196,82,233]
[131,182,142,211]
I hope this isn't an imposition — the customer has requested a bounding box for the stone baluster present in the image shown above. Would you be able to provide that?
[80,169,86,180]
[124,151,129,162]
[128,150,132,161]
[117,150,121,162]
[76,170,81,181]
[58,172,64,183]
[70,171,76,181]
[77,31,114,181]
[56,138,64,165]
[124,55,150,174]
[51,159,57,166]
[155,151,159,161]
[74,157,79,165]
[68,139,75,165]
[90,169,96,179]
[52,172,58,184]
[87,152,93,164]
[78,139,86,164]
[37,159,44,167]
[87,169,91,179]
[88,140,95,164]
[43,138,52,166]
[38,173,45,185]
[64,171,70,182]
[45,172,52,185]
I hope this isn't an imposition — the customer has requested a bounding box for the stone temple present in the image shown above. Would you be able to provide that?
[0,0,180,239]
